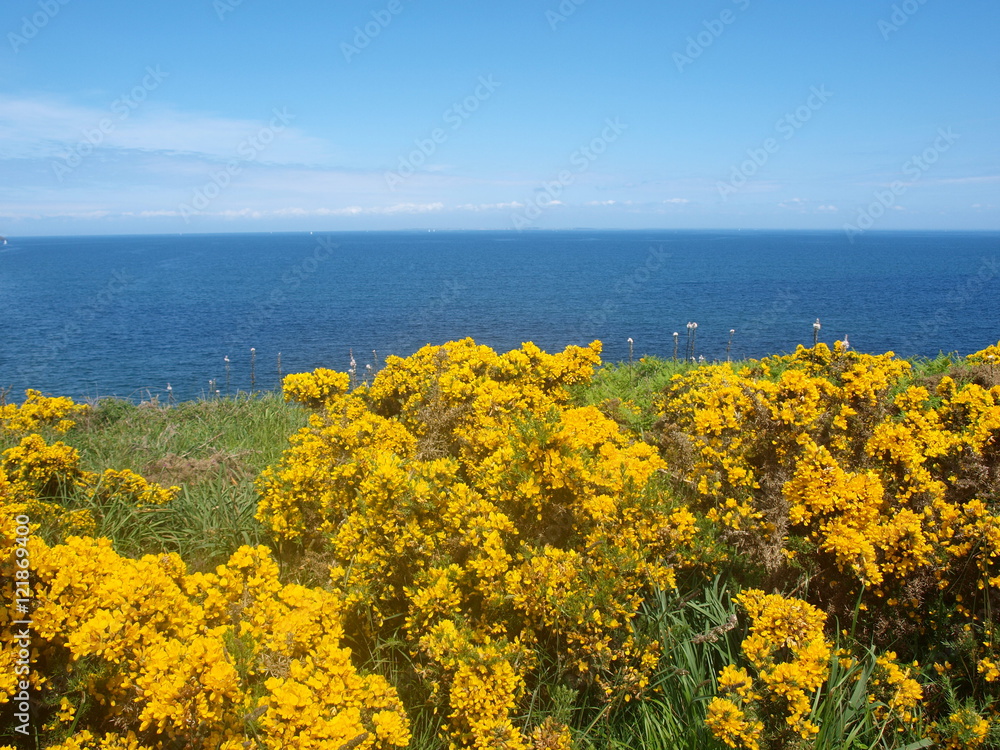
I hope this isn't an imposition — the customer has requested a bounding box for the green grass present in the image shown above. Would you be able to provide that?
[70,390,307,478]
[571,355,706,435]
[584,578,740,750]
[1,390,307,570]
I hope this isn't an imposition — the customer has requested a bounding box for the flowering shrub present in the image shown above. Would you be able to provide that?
[967,342,1000,366]
[868,651,923,726]
[259,339,698,747]
[3,339,1000,748]
[707,591,831,748]
[2,434,91,499]
[0,392,409,749]
[931,706,992,748]
[33,732,157,750]
[90,468,178,507]
[1,534,409,749]
[0,468,28,708]
[657,340,1000,742]
[0,389,88,434]
[281,368,350,410]
[656,342,911,573]
[1,433,180,546]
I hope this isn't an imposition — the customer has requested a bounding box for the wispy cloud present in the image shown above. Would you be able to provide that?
[932,175,1000,185]
[0,94,338,165]
[0,202,451,221]
[455,202,525,212]
[778,197,807,210]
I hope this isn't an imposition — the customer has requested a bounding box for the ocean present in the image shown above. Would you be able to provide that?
[1,230,997,402]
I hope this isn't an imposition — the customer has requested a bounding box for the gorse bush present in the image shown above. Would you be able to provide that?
[654,340,1000,748]
[259,339,700,748]
[0,390,87,435]
[0,394,408,750]
[656,342,1000,636]
[5,539,409,749]
[2,338,1000,749]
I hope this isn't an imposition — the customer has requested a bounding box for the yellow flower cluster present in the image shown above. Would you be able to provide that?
[659,342,1000,684]
[0,389,88,434]
[91,468,178,507]
[706,694,763,750]
[655,340,1000,743]
[41,731,156,750]
[967,341,1000,365]
[2,433,91,498]
[931,707,992,749]
[2,536,409,749]
[421,621,529,750]
[708,590,831,747]
[282,367,350,410]
[658,342,913,568]
[869,652,922,725]
[259,339,695,747]
[0,472,28,706]
[2,434,99,540]
[0,389,408,748]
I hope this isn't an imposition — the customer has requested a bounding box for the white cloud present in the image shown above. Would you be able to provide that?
[121,210,181,217]
[933,175,1000,185]
[0,94,338,166]
[379,202,446,214]
[455,202,525,211]
[778,198,808,210]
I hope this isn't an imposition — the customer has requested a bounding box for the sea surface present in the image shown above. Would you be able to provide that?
[1,230,998,402]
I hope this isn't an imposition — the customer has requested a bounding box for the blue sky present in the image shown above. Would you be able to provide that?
[1,0,998,235]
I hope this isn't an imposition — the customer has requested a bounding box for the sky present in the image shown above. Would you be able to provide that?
[1,0,998,235]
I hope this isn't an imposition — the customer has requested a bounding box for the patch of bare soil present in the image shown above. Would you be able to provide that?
[143,450,250,486]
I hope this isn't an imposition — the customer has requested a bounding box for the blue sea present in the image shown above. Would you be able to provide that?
[1,230,998,403]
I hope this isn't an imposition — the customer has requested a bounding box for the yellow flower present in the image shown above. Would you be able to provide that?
[706,697,762,750]
[0,389,88,434]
